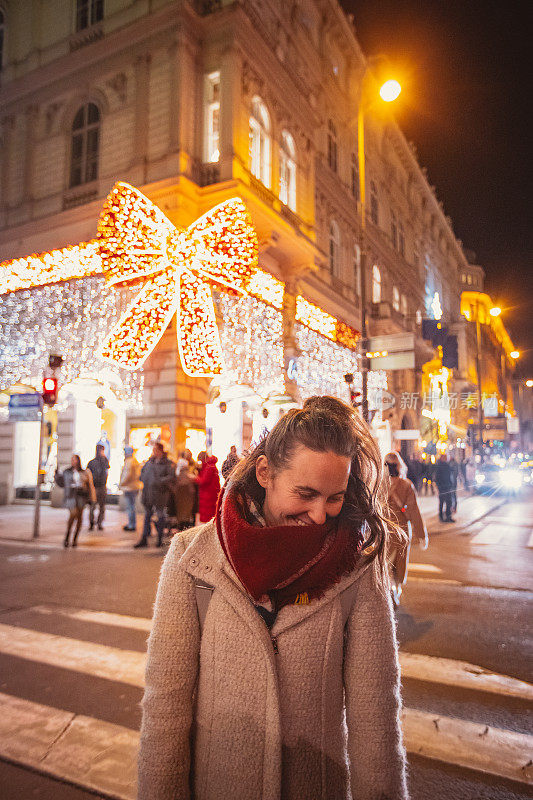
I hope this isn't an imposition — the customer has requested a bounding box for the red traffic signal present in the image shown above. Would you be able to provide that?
[42,377,58,406]
[350,389,362,408]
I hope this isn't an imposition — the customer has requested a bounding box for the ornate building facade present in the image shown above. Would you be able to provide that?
[0,0,485,497]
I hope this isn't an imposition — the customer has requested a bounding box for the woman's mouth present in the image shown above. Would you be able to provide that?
[287,516,312,526]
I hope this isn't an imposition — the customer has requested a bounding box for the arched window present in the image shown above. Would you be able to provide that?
[279,130,296,211]
[204,71,220,163]
[0,8,5,69]
[249,97,271,188]
[327,119,337,172]
[372,264,381,304]
[401,294,408,317]
[351,153,359,200]
[329,220,341,277]
[392,285,400,312]
[76,0,104,32]
[70,103,100,188]
[354,243,361,294]
[370,181,379,225]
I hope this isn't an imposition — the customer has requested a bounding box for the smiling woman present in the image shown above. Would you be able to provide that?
[138,396,409,800]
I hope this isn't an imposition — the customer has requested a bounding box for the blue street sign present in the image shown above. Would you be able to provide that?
[8,392,43,421]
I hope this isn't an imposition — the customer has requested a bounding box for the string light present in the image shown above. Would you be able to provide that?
[0,277,143,406]
[0,181,360,391]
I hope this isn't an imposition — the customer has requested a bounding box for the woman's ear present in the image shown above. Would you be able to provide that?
[255,455,270,488]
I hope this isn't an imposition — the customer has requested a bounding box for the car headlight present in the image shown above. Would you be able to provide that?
[500,469,522,489]
[475,473,485,484]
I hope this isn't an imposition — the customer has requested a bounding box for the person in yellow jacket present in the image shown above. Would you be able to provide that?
[384,451,428,606]
[119,446,142,532]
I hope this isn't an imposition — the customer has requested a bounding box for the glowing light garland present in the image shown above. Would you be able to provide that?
[0,277,144,405]
[0,182,360,390]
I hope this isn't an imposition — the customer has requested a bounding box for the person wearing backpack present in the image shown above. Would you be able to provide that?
[138,396,409,800]
[384,451,428,606]
[87,443,110,531]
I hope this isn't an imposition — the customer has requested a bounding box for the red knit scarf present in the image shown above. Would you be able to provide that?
[215,485,364,609]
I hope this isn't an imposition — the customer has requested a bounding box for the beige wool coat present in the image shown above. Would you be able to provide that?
[138,522,408,800]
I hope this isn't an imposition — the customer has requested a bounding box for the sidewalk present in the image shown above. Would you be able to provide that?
[418,488,504,534]
[0,489,505,552]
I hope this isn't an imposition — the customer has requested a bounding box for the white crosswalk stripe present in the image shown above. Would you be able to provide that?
[0,606,531,795]
[0,622,145,687]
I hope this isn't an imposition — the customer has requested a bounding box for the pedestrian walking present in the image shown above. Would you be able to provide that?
[465,457,476,492]
[173,456,196,530]
[138,396,408,800]
[221,444,241,481]
[435,453,455,522]
[134,442,176,548]
[384,452,428,606]
[119,446,142,532]
[87,444,110,531]
[449,454,459,514]
[194,451,221,523]
[55,456,96,548]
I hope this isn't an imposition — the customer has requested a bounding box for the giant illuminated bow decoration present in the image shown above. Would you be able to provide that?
[0,183,258,377]
[97,183,258,375]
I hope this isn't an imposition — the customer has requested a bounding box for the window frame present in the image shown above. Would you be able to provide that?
[279,130,296,211]
[76,0,104,32]
[370,180,379,226]
[327,119,337,173]
[249,96,271,188]
[392,285,400,312]
[329,219,341,278]
[372,264,381,304]
[204,71,220,163]
[69,102,101,188]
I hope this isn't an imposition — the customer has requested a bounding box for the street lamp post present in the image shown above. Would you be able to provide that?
[357,71,401,424]
[474,301,485,462]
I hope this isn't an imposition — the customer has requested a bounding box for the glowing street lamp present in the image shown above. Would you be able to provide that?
[526,379,533,388]
[510,350,520,359]
[379,79,402,103]
[358,69,402,421]
[489,306,501,317]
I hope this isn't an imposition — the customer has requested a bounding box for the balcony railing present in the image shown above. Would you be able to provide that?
[193,162,221,187]
[69,23,104,52]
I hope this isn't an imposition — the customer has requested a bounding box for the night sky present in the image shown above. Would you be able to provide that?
[342,0,533,376]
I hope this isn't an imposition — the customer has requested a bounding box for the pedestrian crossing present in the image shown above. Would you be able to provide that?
[0,604,531,797]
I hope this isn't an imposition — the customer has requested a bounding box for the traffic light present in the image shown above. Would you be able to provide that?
[442,334,459,369]
[349,389,362,408]
[42,376,58,406]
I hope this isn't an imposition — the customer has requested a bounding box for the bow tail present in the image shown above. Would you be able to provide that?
[177,270,225,377]
[98,267,177,370]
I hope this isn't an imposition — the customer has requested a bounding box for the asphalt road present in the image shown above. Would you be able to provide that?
[0,490,531,799]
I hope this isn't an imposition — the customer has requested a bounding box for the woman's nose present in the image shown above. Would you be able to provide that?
[307,500,327,525]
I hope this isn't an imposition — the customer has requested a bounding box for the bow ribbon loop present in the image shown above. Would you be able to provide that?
[96,183,258,376]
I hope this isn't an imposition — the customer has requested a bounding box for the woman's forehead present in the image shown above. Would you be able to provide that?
[282,446,351,483]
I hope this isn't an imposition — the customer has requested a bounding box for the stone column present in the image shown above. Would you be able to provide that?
[219,47,242,182]
[281,275,301,401]
[0,115,15,222]
[167,36,181,154]
[23,105,38,207]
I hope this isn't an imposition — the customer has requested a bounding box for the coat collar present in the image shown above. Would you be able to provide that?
[178,522,373,637]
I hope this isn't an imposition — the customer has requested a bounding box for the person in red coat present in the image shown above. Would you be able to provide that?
[194,452,221,522]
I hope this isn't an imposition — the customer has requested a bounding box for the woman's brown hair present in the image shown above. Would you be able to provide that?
[229,395,402,583]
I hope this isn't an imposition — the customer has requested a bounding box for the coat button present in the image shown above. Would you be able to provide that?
[189,558,198,566]
[204,565,212,572]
